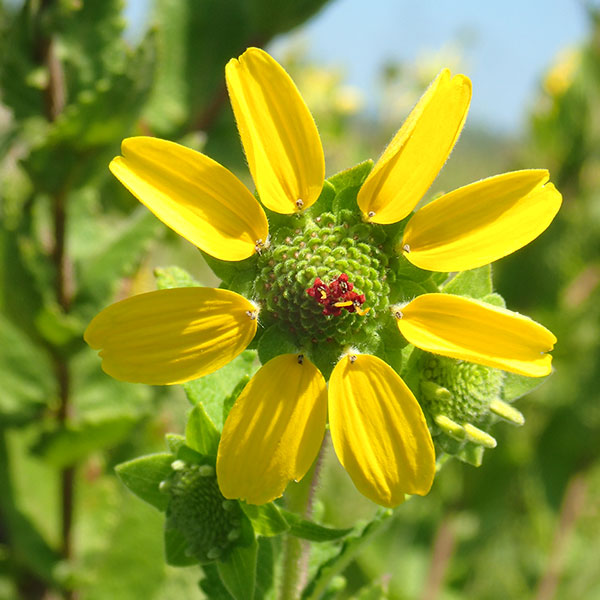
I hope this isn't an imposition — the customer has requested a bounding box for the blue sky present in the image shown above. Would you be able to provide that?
[126,0,594,133]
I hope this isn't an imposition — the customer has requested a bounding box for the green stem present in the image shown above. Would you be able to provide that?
[279,434,329,600]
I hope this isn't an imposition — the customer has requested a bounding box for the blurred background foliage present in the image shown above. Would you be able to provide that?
[0,0,599,599]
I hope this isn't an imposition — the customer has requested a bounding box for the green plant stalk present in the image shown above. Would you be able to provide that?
[36,1,75,595]
[280,434,329,600]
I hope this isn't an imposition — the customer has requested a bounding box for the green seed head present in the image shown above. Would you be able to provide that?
[420,354,505,425]
[164,462,243,564]
[254,211,391,363]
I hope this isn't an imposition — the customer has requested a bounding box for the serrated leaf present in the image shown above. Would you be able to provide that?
[183,351,258,429]
[280,510,352,542]
[240,503,290,537]
[115,453,174,511]
[164,526,199,567]
[502,371,551,402]
[216,537,258,600]
[32,415,139,468]
[186,404,220,456]
[441,265,493,298]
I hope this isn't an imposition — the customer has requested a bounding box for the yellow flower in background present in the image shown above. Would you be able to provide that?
[85,47,561,508]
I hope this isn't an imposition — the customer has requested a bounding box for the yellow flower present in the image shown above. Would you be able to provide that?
[85,48,561,508]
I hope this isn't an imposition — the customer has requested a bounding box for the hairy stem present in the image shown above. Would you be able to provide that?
[280,433,329,600]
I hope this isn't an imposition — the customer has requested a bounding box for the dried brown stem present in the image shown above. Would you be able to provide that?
[535,473,588,600]
[420,517,456,600]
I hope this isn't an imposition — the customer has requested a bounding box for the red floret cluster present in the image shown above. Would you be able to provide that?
[306,274,366,316]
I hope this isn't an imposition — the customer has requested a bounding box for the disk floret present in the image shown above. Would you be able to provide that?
[254,211,390,351]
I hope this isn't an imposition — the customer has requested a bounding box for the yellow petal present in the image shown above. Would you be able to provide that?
[217,354,327,504]
[109,137,269,261]
[328,354,435,507]
[402,170,562,271]
[396,294,556,377]
[226,47,325,214]
[84,288,257,384]
[358,69,471,224]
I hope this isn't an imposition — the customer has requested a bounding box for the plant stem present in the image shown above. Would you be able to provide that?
[534,473,588,600]
[36,2,74,597]
[280,433,329,600]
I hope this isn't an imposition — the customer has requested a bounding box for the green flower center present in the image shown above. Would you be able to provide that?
[254,211,390,359]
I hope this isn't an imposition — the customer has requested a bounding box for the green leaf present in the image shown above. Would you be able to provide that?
[441,265,493,298]
[327,160,373,192]
[0,314,53,425]
[0,433,60,582]
[302,510,394,600]
[481,292,506,307]
[183,351,258,429]
[247,0,332,38]
[200,538,274,600]
[390,256,433,283]
[305,180,336,216]
[155,265,201,290]
[387,278,429,305]
[164,526,199,567]
[502,371,551,402]
[222,376,253,424]
[257,323,299,365]
[0,215,50,341]
[216,537,258,600]
[199,564,235,599]
[165,433,186,454]
[0,4,45,120]
[32,414,139,468]
[115,453,174,512]
[186,404,220,456]
[280,510,353,542]
[176,444,213,466]
[202,253,258,288]
[74,208,163,317]
[240,503,290,537]
[254,538,275,600]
